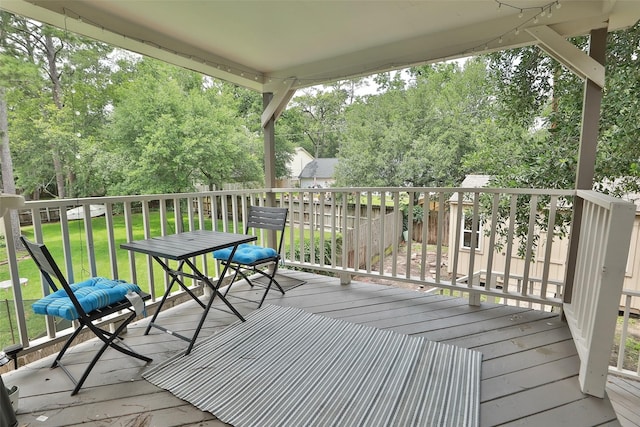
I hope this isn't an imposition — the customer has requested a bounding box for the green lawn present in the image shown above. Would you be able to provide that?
[0,211,333,348]
[1,212,212,299]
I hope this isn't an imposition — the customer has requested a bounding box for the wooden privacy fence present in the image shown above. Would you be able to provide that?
[410,209,450,245]
[343,212,398,269]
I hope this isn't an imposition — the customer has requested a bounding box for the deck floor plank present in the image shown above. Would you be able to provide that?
[607,375,640,427]
[4,270,635,426]
[480,377,617,426]
[441,315,566,348]
[481,354,581,401]
[497,396,620,426]
[474,327,575,360]
[482,339,578,379]
[64,404,218,427]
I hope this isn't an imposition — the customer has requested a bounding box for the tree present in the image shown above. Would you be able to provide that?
[2,13,114,199]
[106,59,263,194]
[274,107,305,180]
[336,60,497,188]
[476,23,640,255]
[336,88,411,187]
[290,83,349,158]
[0,13,41,248]
[485,23,640,194]
[216,81,295,181]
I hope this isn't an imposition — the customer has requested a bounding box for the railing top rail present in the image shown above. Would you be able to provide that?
[275,187,575,196]
[21,188,632,211]
[21,189,268,208]
[577,189,638,210]
[621,288,640,298]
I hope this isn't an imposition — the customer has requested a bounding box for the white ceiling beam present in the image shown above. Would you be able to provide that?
[261,78,297,128]
[526,25,605,88]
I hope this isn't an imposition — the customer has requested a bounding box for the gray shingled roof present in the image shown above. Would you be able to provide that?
[450,175,491,203]
[299,158,339,179]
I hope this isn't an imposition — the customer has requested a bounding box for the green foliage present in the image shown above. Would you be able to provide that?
[2,14,116,198]
[275,108,306,178]
[336,59,496,187]
[469,23,640,254]
[1,16,295,198]
[105,59,264,194]
[485,22,640,196]
[399,196,425,231]
[289,83,349,158]
[293,236,342,274]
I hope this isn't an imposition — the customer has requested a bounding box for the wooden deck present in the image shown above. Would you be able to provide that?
[3,270,637,426]
[608,375,640,427]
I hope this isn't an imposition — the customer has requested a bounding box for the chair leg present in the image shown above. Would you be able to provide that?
[271,276,286,295]
[70,311,151,395]
[94,312,151,361]
[257,279,274,308]
[222,263,242,297]
[233,265,254,287]
[223,260,286,308]
[52,324,85,368]
[257,264,284,308]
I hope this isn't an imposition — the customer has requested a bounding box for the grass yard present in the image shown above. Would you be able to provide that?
[0,210,331,348]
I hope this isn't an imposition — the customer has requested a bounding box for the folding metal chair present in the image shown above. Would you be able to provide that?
[20,236,152,395]
[213,206,288,308]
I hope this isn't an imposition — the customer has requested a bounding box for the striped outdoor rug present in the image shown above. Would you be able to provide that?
[143,304,482,427]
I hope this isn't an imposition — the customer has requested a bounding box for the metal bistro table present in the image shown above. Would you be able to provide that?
[121,230,256,354]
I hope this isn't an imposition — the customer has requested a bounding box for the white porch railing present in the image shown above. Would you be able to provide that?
[276,187,574,309]
[563,190,636,397]
[454,269,564,312]
[0,187,634,398]
[610,288,640,380]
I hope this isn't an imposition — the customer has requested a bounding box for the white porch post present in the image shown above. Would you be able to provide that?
[262,83,296,249]
[262,92,277,251]
[261,80,296,207]
[262,92,276,208]
[564,192,635,397]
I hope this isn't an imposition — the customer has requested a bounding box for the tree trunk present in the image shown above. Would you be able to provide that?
[45,33,66,198]
[0,88,25,251]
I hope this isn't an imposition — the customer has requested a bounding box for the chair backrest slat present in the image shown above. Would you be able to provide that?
[246,206,288,231]
[245,206,288,253]
[21,235,95,318]
[20,236,72,296]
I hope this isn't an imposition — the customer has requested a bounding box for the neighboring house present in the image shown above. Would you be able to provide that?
[299,158,339,188]
[449,174,640,312]
[278,147,315,188]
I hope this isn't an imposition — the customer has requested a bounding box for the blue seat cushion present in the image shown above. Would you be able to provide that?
[32,277,142,321]
[213,243,278,264]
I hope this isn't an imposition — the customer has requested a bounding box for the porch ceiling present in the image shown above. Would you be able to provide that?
[3,1,640,94]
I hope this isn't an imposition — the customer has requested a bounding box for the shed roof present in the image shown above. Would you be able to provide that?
[459,175,492,188]
[450,174,492,203]
[299,158,339,180]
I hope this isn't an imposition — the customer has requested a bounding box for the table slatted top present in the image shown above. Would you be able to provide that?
[120,230,257,260]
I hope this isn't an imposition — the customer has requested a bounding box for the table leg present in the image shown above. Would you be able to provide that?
[184,258,245,320]
[143,259,205,338]
[184,245,245,355]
